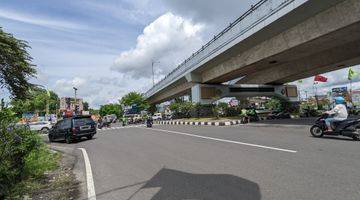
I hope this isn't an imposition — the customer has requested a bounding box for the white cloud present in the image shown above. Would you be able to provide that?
[54,77,109,108]
[112,12,204,79]
[52,76,150,108]
[54,77,89,96]
[0,8,88,31]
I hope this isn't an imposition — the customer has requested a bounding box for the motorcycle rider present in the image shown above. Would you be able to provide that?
[146,115,153,127]
[324,96,348,131]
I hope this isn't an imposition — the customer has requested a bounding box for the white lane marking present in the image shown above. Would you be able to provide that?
[142,128,297,153]
[97,124,150,132]
[78,148,96,200]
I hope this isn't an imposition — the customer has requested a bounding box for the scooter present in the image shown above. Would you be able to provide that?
[310,113,360,141]
[146,118,153,128]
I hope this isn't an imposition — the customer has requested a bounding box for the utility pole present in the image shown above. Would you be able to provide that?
[313,82,319,109]
[151,60,160,86]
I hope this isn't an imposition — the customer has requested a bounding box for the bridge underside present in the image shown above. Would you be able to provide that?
[147,0,360,105]
[237,23,360,84]
[147,79,193,104]
[200,0,360,84]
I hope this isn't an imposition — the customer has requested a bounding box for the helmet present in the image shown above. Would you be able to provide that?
[334,96,345,104]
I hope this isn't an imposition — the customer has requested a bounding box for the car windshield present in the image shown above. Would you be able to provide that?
[74,118,93,127]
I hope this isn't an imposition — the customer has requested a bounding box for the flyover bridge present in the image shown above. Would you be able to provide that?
[145,0,360,104]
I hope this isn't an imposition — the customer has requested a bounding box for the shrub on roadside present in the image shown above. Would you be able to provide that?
[224,106,239,117]
[169,101,194,118]
[217,102,228,117]
[169,101,241,119]
[0,108,59,199]
[192,104,214,118]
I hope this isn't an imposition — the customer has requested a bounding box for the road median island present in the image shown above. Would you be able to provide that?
[155,117,314,128]
[155,118,243,126]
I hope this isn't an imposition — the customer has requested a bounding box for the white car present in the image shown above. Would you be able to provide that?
[152,113,162,121]
[29,121,53,134]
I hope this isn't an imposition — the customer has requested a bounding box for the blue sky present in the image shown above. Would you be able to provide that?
[1,0,359,108]
[0,0,164,107]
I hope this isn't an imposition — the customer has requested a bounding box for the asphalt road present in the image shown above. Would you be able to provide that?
[50,124,360,200]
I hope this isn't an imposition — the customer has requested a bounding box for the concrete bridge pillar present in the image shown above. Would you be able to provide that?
[191,84,221,104]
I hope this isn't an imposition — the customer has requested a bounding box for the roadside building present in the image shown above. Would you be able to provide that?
[60,97,83,116]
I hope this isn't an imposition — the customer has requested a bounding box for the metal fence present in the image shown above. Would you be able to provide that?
[145,0,304,98]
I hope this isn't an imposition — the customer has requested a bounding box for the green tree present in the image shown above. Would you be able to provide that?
[120,92,149,112]
[89,108,99,115]
[0,28,36,99]
[99,104,123,118]
[83,101,89,111]
[10,87,59,116]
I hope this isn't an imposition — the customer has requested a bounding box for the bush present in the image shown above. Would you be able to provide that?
[224,106,240,117]
[265,97,282,110]
[192,104,214,118]
[212,105,220,119]
[180,102,194,118]
[169,101,194,119]
[0,108,59,198]
[217,102,228,117]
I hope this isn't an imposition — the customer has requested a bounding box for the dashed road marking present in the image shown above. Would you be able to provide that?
[141,127,297,153]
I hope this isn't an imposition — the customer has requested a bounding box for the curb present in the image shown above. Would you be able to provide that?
[245,123,311,129]
[155,120,242,126]
[155,120,312,129]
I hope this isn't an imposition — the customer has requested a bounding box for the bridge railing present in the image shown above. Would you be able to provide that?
[145,0,300,98]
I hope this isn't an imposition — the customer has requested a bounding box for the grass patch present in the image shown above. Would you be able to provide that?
[24,147,60,178]
[4,147,61,199]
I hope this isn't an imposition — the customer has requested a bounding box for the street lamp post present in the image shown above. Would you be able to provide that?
[73,87,78,113]
[151,60,160,86]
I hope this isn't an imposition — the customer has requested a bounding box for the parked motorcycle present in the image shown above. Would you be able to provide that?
[310,113,360,141]
[267,110,291,120]
[97,121,111,129]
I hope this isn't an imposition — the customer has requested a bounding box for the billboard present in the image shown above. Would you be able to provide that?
[331,87,350,102]
[331,87,347,96]
[352,90,360,106]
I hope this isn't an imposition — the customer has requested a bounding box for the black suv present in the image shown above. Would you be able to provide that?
[48,115,96,144]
